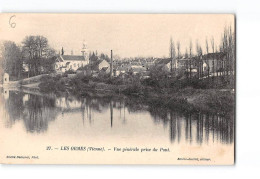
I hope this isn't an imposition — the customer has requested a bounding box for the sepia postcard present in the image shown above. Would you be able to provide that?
[0,14,235,165]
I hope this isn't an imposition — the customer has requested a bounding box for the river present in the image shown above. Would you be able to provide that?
[0,88,234,164]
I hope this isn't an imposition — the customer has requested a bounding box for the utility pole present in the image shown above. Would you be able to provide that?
[110,50,113,78]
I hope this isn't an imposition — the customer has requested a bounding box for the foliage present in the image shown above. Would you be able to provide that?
[0,41,23,80]
[64,69,76,75]
[22,35,56,77]
[89,52,98,62]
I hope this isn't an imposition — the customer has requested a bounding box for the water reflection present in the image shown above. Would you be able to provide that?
[0,89,234,145]
[1,90,57,133]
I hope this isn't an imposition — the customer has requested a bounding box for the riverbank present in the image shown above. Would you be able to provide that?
[37,75,235,115]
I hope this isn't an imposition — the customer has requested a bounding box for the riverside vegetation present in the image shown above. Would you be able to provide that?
[38,70,235,116]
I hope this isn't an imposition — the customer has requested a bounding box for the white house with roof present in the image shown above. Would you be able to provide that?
[55,43,89,73]
[55,55,89,73]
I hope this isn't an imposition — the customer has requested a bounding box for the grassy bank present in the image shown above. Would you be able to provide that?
[38,74,235,115]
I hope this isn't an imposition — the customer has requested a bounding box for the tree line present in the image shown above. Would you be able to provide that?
[0,35,56,80]
[168,25,235,87]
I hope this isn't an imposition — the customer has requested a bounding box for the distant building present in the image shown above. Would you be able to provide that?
[80,58,110,77]
[202,52,227,73]
[155,58,172,72]
[55,55,89,73]
[3,73,9,84]
[114,66,130,76]
[129,65,147,75]
[176,58,189,69]
[55,43,89,73]
[88,59,110,72]
[99,66,110,75]
[23,62,29,72]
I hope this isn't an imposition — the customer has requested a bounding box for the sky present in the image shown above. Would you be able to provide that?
[0,14,234,58]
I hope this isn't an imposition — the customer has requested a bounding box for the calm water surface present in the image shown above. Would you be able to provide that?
[0,89,234,146]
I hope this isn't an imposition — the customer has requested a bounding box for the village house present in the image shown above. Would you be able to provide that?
[176,57,188,69]
[82,58,110,77]
[55,55,89,73]
[114,66,129,76]
[202,52,227,74]
[90,59,110,72]
[155,58,178,72]
[171,52,228,78]
[129,65,147,75]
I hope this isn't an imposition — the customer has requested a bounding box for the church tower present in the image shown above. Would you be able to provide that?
[81,40,89,64]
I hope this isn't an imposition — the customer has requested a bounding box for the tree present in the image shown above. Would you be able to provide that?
[189,40,193,80]
[196,40,202,56]
[90,52,98,62]
[35,36,48,58]
[205,38,209,54]
[196,40,203,78]
[185,48,188,58]
[184,48,189,79]
[211,37,215,77]
[0,41,23,80]
[22,35,56,76]
[100,53,109,61]
[205,37,210,78]
[219,25,235,86]
[61,47,64,55]
[177,41,181,59]
[169,37,176,73]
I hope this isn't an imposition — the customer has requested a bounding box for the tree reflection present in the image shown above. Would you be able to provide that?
[2,91,24,127]
[148,106,234,144]
[2,91,58,133]
[1,91,234,144]
[23,94,57,133]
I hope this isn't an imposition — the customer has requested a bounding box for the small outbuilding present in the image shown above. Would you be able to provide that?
[3,73,9,84]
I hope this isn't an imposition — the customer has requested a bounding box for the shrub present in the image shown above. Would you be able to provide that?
[39,77,57,92]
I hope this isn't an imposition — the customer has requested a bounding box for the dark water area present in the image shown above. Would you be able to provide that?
[0,89,234,145]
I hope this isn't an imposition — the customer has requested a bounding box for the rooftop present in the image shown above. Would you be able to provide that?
[60,55,86,61]
[157,58,172,64]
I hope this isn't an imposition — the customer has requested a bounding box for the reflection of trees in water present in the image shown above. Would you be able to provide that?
[2,91,24,128]
[148,106,234,144]
[79,96,234,145]
[3,91,58,133]
[2,92,234,143]
[23,94,57,133]
[79,96,127,126]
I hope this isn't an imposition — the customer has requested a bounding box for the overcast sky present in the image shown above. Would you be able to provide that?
[0,14,234,58]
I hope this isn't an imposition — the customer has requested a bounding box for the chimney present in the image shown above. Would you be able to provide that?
[110,50,113,78]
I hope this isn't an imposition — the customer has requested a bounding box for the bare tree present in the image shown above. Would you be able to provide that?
[205,38,210,78]
[205,38,209,54]
[196,40,203,78]
[176,41,180,73]
[189,40,193,80]
[228,25,235,81]
[211,37,215,77]
[169,37,176,73]
[218,25,235,87]
[177,41,180,58]
[185,48,188,58]
[184,47,189,78]
[196,40,203,56]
